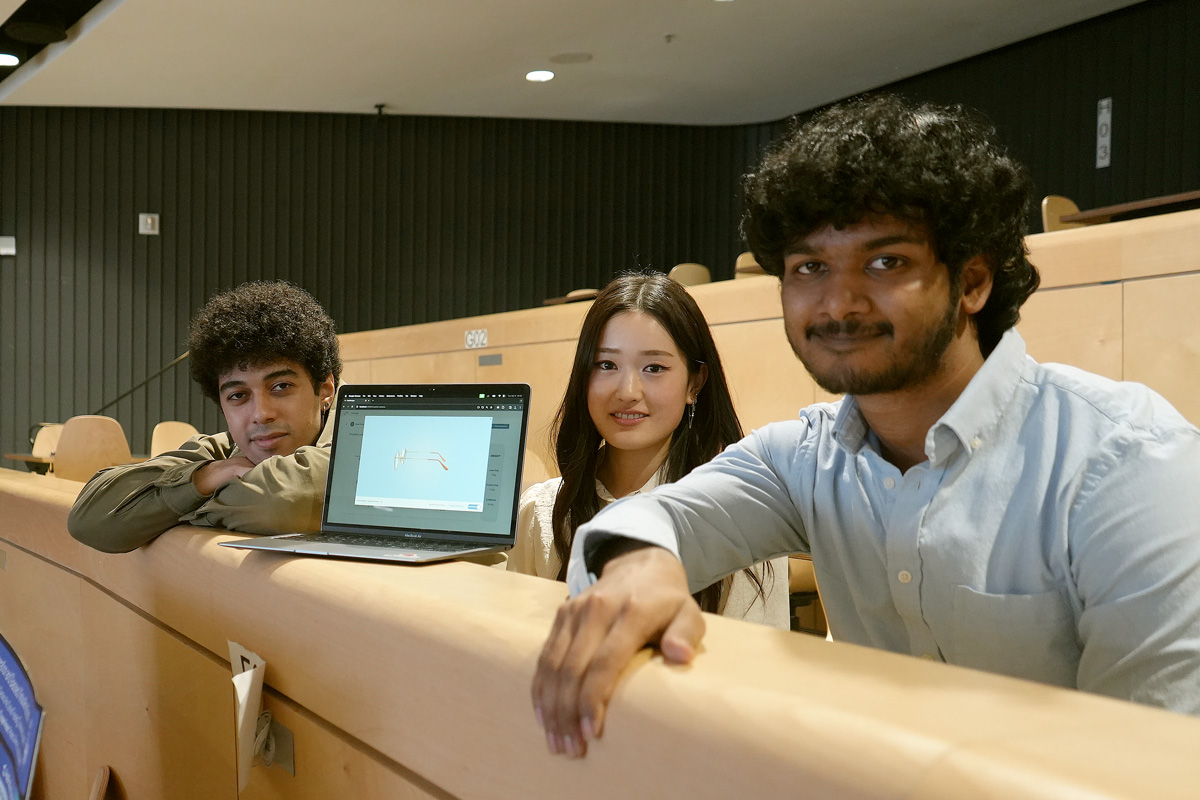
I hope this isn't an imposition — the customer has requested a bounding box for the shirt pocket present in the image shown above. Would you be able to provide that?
[949,584,1080,689]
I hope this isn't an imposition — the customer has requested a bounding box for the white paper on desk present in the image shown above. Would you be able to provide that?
[229,642,266,793]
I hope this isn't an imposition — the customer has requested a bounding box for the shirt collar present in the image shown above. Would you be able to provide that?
[925,328,1027,465]
[596,469,663,503]
[831,394,870,453]
[829,328,1028,465]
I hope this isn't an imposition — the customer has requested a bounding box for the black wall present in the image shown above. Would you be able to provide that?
[0,110,776,450]
[874,0,1200,214]
[1,0,1196,457]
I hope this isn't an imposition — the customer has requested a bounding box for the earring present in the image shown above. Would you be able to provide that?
[688,399,697,428]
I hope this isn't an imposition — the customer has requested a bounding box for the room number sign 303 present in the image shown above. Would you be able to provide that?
[464,328,489,349]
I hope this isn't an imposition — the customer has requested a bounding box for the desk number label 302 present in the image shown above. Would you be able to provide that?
[464,328,489,349]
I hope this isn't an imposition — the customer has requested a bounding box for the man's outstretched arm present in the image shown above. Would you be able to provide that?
[531,544,704,758]
[531,425,812,757]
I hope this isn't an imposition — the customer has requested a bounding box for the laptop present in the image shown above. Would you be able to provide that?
[220,383,530,563]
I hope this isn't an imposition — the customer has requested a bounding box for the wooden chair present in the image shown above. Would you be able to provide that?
[667,263,711,286]
[788,554,827,637]
[52,415,133,482]
[734,251,768,279]
[564,288,597,302]
[1041,195,1086,232]
[88,765,112,800]
[542,288,598,306]
[32,423,63,456]
[150,420,200,456]
[788,554,818,594]
[28,423,63,474]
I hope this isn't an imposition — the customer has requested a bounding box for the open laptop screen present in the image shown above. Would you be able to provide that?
[322,384,530,543]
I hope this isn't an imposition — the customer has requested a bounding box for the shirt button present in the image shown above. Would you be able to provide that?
[883,477,896,489]
[971,436,982,449]
[897,570,913,584]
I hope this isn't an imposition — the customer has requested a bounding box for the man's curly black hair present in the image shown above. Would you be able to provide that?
[741,94,1040,356]
[188,281,342,402]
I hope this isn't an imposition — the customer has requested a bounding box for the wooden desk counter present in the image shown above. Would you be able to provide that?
[2,467,1199,799]
[4,453,149,467]
[3,452,54,466]
[1060,189,1200,225]
[1026,207,1200,287]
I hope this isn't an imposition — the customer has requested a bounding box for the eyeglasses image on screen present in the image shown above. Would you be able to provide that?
[393,449,449,471]
[355,415,491,513]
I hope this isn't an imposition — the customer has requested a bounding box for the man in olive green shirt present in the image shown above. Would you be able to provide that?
[68,281,341,553]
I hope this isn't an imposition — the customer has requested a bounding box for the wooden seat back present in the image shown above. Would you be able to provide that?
[31,423,63,458]
[734,250,768,278]
[668,262,711,286]
[1042,194,1086,231]
[52,415,132,482]
[150,420,200,457]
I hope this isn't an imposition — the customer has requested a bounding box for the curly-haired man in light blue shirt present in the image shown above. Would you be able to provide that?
[531,94,1200,758]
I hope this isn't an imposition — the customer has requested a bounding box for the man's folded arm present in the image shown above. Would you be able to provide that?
[67,438,224,553]
[183,444,330,535]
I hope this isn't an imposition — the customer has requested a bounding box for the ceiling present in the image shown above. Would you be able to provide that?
[0,0,1145,126]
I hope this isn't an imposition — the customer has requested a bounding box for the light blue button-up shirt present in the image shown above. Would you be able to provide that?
[569,330,1200,714]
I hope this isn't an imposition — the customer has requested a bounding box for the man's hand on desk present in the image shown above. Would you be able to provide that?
[192,456,255,497]
[531,544,704,758]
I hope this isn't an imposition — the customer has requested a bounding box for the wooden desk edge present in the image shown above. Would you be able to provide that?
[4,452,52,464]
[1060,189,1200,224]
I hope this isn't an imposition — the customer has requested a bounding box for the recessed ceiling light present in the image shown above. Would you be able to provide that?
[0,54,19,67]
[526,70,554,82]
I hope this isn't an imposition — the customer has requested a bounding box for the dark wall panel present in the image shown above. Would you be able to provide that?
[0,107,770,455]
[869,0,1200,215]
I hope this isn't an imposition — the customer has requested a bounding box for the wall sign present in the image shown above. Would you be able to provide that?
[1096,98,1112,169]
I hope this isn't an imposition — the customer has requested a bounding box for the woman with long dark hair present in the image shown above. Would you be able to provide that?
[510,272,787,626]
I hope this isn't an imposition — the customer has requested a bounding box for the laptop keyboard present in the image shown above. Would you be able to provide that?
[294,533,479,552]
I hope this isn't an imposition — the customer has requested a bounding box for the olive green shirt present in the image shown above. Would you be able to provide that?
[67,413,334,553]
